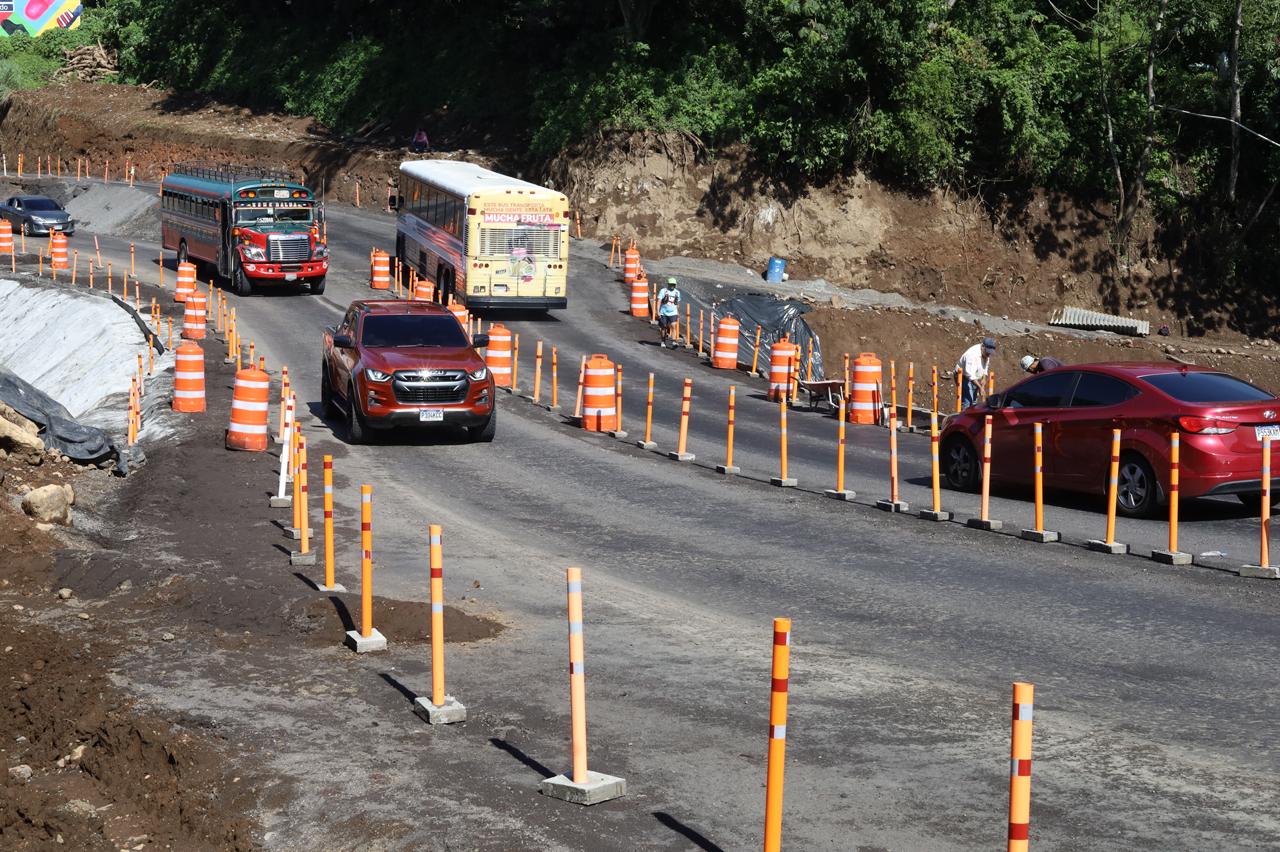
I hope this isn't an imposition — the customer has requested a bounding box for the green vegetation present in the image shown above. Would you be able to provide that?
[17,1,1280,327]
[0,14,114,98]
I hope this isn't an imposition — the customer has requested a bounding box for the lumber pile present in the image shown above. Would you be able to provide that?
[54,42,118,83]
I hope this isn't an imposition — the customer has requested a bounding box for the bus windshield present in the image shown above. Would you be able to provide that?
[234,205,312,225]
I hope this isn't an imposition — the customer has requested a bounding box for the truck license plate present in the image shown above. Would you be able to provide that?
[418,409,444,422]
[1255,425,1280,440]
[285,273,297,281]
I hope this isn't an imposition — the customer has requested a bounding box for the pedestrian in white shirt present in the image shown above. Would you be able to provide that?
[955,337,996,409]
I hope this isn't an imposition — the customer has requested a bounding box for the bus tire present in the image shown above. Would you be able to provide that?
[233,265,253,297]
[309,276,326,295]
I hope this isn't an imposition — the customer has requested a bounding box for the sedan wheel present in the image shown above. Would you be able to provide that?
[1115,454,1158,518]
[942,437,980,491]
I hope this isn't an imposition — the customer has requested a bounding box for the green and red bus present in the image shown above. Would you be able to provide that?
[160,162,329,296]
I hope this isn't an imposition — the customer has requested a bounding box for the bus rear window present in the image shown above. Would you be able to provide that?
[1142,371,1275,403]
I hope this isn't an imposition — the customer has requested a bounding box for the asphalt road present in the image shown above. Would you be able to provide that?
[67,185,1280,850]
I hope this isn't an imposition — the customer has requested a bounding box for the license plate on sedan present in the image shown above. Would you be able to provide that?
[1255,425,1280,441]
[418,409,444,422]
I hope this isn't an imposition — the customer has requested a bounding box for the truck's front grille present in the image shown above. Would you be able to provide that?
[393,384,468,404]
[268,234,310,262]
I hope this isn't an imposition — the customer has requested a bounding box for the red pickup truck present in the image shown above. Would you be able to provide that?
[321,300,496,443]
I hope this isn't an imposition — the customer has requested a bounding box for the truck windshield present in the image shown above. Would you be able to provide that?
[234,206,312,225]
[360,315,469,348]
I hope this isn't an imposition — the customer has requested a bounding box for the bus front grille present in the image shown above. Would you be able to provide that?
[268,234,311,262]
[478,227,562,260]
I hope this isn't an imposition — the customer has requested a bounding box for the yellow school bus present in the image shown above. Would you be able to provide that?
[396,160,569,310]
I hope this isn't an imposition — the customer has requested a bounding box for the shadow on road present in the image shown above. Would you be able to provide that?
[488,737,554,780]
[378,672,419,706]
[653,812,725,852]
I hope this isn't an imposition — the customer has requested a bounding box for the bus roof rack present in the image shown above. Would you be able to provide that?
[172,161,298,185]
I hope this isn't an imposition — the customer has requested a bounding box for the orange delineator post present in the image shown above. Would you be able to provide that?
[770,394,796,487]
[763,617,792,852]
[919,411,946,519]
[980,415,993,521]
[669,378,694,461]
[1034,424,1046,531]
[296,437,311,557]
[697,309,705,357]
[717,385,739,475]
[319,456,343,592]
[573,354,587,420]
[638,372,655,449]
[1262,437,1272,569]
[906,362,915,431]
[611,364,624,435]
[1008,682,1034,852]
[876,411,907,511]
[823,398,851,499]
[550,347,559,410]
[1169,432,1181,552]
[684,303,692,348]
[412,524,467,723]
[344,484,386,652]
[533,340,544,404]
[1105,429,1120,544]
[751,325,763,375]
[955,371,962,413]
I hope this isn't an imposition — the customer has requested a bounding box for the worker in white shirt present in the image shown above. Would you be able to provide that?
[955,337,996,409]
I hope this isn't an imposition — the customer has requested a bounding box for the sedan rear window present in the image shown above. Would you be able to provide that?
[361,315,468,348]
[1141,371,1274,403]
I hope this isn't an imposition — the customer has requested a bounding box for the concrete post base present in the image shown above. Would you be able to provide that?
[289,550,317,567]
[269,496,292,508]
[636,440,657,450]
[919,509,951,521]
[770,477,798,488]
[285,527,313,541]
[316,583,347,593]
[966,518,1003,531]
[544,404,560,413]
[1086,540,1128,555]
[876,500,910,513]
[540,771,627,806]
[608,430,629,439]
[715,465,741,475]
[413,695,467,725]
[1021,529,1060,543]
[344,628,387,653]
[823,489,855,500]
[1238,564,1280,579]
[668,452,695,462]
[1151,549,1192,565]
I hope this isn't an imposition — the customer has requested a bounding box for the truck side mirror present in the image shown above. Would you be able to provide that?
[472,333,489,348]
[333,334,354,349]
[987,393,1004,411]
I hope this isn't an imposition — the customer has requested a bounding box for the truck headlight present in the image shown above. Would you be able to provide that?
[241,245,266,261]
[312,244,329,259]
[468,367,488,381]
[365,368,392,382]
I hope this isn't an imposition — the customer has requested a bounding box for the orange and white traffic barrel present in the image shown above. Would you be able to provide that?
[226,366,271,451]
[485,323,513,387]
[50,232,69,270]
[413,277,433,301]
[622,245,640,286]
[172,341,206,412]
[181,291,207,340]
[447,303,469,333]
[370,250,391,290]
[0,220,13,255]
[713,315,740,370]
[768,337,798,401]
[174,261,196,303]
[629,269,649,317]
[850,352,882,425]
[581,354,618,432]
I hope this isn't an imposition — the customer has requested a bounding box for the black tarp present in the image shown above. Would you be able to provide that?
[0,366,130,474]
[674,289,825,380]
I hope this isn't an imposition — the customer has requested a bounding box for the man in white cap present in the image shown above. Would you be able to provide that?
[955,337,996,409]
[1020,354,1064,374]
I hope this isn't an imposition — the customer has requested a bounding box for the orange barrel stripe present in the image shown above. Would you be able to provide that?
[484,323,513,387]
[225,367,271,451]
[1008,682,1034,852]
[566,567,590,784]
[181,291,207,340]
[174,261,196,303]
[581,354,618,432]
[370,250,391,290]
[171,341,206,413]
[630,271,649,317]
[850,352,881,424]
[50,233,69,269]
[713,315,741,369]
[0,220,12,255]
[622,246,640,286]
[414,277,433,301]
[763,617,791,852]
[768,337,798,401]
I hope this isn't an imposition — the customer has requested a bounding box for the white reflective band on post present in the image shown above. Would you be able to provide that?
[567,580,582,593]
[232,400,270,412]
[1014,703,1033,721]
[228,422,269,434]
[430,534,441,545]
[770,724,786,740]
[569,661,584,674]
[173,389,204,398]
[236,379,270,389]
[431,602,443,613]
[174,371,203,380]
[324,485,332,494]
[568,622,582,634]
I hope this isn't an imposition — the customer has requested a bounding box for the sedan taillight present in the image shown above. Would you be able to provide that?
[1178,415,1236,434]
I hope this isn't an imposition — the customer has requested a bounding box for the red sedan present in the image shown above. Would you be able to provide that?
[939,362,1280,517]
